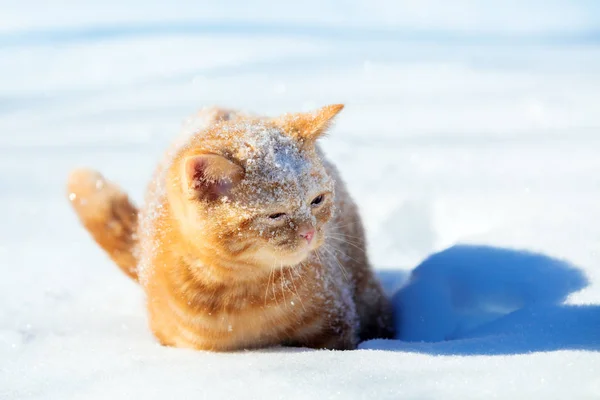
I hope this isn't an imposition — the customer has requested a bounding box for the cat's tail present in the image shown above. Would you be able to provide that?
[66,168,139,282]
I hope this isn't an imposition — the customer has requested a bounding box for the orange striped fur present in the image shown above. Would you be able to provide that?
[67,105,394,351]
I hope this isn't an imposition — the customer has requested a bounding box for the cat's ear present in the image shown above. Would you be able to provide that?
[183,154,244,201]
[277,104,344,143]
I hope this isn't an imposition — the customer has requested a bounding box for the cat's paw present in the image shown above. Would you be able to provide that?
[297,320,359,351]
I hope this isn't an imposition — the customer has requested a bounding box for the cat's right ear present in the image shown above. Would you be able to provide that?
[275,104,344,145]
[183,154,244,201]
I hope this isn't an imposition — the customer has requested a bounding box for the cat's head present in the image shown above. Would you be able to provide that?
[168,104,344,272]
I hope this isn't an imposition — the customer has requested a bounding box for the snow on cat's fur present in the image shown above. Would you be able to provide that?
[66,105,394,351]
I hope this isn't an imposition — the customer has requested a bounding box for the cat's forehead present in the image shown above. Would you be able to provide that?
[228,123,332,207]
[244,129,306,176]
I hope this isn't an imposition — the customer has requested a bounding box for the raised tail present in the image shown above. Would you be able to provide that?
[67,168,139,281]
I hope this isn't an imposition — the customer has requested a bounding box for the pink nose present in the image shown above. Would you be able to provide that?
[299,229,315,243]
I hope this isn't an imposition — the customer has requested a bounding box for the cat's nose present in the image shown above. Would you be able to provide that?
[298,227,315,244]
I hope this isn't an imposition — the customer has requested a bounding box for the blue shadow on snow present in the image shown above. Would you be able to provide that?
[362,245,600,355]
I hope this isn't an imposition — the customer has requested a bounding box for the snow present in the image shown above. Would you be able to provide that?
[1,1,600,398]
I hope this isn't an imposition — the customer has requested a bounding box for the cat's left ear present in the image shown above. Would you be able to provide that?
[276,104,344,143]
[183,153,244,201]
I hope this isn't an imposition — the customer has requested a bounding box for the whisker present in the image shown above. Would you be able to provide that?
[279,261,288,310]
[314,250,325,278]
[325,235,367,254]
[295,262,308,288]
[287,267,306,312]
[325,242,363,266]
[328,221,358,231]
[326,229,364,240]
[320,245,350,283]
[325,230,364,240]
[326,231,365,242]
[272,264,278,308]
[264,263,274,308]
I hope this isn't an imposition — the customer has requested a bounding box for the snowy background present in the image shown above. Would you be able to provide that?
[1,0,600,398]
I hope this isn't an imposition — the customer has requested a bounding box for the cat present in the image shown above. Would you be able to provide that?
[67,104,394,351]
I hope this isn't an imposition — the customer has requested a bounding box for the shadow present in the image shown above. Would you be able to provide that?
[376,269,410,297]
[361,244,600,355]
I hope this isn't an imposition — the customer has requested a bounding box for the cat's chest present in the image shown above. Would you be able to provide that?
[181,265,343,341]
[149,251,355,350]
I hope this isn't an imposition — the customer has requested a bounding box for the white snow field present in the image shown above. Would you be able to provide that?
[1,1,600,399]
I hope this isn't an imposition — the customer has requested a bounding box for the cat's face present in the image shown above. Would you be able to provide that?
[226,132,335,268]
[170,105,343,272]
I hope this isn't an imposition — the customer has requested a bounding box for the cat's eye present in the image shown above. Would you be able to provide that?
[268,213,286,220]
[311,194,325,206]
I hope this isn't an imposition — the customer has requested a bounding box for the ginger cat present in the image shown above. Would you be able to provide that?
[67,104,394,351]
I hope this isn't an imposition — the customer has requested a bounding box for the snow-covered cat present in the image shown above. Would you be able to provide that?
[67,104,393,350]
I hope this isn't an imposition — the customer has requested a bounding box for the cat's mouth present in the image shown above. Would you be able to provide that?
[253,234,322,269]
[278,237,322,266]
[275,233,316,249]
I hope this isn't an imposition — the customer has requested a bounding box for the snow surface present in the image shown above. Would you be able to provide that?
[1,1,600,399]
